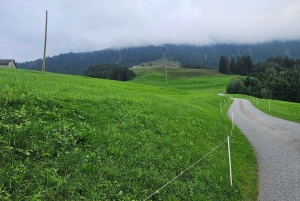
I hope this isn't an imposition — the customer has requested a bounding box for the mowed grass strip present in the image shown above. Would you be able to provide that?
[0,68,257,200]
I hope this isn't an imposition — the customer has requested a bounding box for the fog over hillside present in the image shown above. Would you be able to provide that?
[17,41,300,75]
[1,0,300,62]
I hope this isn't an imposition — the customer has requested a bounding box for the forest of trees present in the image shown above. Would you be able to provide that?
[225,56,300,102]
[219,55,253,75]
[84,64,136,81]
[17,40,300,75]
[18,46,163,75]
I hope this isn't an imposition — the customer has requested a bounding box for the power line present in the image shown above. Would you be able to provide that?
[2,0,111,47]
[3,0,44,12]
[48,13,110,47]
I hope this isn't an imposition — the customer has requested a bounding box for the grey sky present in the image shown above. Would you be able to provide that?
[1,0,300,62]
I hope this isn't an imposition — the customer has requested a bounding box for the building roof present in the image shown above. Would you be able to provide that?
[0,59,14,65]
[0,59,17,68]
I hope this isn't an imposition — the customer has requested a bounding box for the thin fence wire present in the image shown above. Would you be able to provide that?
[144,139,228,201]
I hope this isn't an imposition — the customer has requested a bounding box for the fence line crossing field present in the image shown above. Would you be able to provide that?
[0,67,258,200]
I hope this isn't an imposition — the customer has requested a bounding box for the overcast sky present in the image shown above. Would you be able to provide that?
[1,0,300,62]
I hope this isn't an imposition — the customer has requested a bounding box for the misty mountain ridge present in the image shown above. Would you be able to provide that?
[17,40,300,75]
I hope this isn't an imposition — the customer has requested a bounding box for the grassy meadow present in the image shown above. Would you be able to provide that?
[0,67,257,200]
[131,67,229,91]
[140,57,181,68]
[244,96,300,123]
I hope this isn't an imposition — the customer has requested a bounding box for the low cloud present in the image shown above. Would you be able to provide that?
[1,0,300,62]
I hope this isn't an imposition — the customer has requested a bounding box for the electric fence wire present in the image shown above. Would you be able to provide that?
[2,0,111,47]
[143,138,228,201]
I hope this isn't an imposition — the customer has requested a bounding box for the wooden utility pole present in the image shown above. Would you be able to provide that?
[42,10,48,76]
[165,65,168,87]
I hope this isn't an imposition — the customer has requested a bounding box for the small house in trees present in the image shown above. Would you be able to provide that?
[0,59,18,68]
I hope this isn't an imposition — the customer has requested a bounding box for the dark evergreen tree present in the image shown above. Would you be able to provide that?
[230,57,237,74]
[245,55,253,74]
[219,55,230,74]
[84,64,136,81]
[226,55,300,103]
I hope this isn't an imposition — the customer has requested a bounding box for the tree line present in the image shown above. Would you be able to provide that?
[17,41,300,75]
[219,55,253,75]
[18,46,163,75]
[224,55,300,102]
[84,64,136,81]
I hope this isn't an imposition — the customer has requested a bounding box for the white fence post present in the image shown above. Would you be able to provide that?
[228,135,233,186]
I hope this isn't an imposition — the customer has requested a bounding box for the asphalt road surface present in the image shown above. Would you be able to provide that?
[227,99,300,201]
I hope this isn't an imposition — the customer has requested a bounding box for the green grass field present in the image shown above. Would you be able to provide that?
[132,67,229,91]
[0,68,257,200]
[243,95,300,123]
[131,67,153,76]
[140,57,181,68]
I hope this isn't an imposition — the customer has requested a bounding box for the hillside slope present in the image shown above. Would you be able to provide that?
[0,68,257,200]
[131,67,229,91]
[17,40,300,75]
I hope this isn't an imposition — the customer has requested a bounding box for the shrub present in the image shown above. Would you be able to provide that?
[260,88,272,99]
[226,77,246,94]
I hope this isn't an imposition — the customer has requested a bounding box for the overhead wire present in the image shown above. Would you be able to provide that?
[48,13,110,47]
[2,0,111,47]
[3,0,44,12]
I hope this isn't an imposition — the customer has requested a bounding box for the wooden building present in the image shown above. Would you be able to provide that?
[0,59,18,68]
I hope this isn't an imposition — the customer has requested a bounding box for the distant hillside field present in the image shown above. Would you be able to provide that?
[0,67,258,200]
[17,40,300,75]
[140,57,181,68]
[131,67,229,91]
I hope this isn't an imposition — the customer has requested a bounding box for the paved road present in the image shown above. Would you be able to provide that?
[227,99,300,201]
